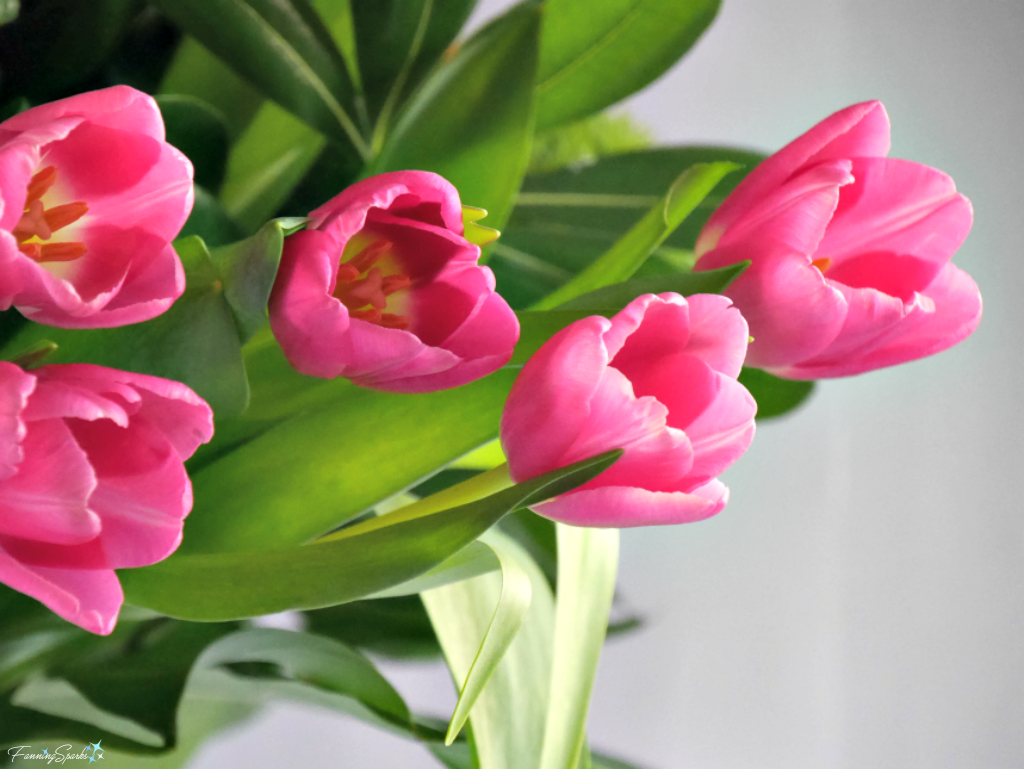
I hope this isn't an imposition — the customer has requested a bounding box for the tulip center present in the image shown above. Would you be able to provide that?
[11,166,89,263]
[811,257,832,274]
[333,237,412,329]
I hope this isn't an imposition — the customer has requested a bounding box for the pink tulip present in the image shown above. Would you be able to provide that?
[500,293,756,527]
[0,86,193,328]
[694,101,982,378]
[0,363,213,634]
[269,171,519,393]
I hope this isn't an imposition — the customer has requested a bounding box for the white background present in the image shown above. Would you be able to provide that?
[186,0,1024,766]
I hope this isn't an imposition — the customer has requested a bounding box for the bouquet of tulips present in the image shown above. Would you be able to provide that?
[0,1,980,767]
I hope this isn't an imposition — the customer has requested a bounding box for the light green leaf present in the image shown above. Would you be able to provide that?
[372,3,540,232]
[493,146,765,309]
[536,0,720,129]
[444,534,533,745]
[532,161,738,309]
[0,0,18,26]
[119,451,621,621]
[208,217,308,343]
[539,525,620,769]
[150,0,368,156]
[0,238,249,416]
[739,367,816,420]
[424,530,555,769]
[368,541,499,600]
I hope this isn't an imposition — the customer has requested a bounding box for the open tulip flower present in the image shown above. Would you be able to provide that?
[0,363,213,634]
[501,293,757,527]
[694,100,982,378]
[269,171,519,393]
[0,86,193,328]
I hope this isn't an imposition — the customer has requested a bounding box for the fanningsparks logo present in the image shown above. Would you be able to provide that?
[7,742,103,764]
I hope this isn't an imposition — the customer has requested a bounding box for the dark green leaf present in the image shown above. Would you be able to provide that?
[305,596,441,659]
[178,186,245,248]
[150,0,368,155]
[119,451,621,621]
[372,3,540,231]
[494,147,765,308]
[536,0,720,129]
[0,238,248,416]
[739,367,816,420]
[156,95,231,192]
[0,0,136,101]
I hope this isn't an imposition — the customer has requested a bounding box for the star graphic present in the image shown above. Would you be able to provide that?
[90,741,102,752]
[42,749,48,755]
[88,758,95,764]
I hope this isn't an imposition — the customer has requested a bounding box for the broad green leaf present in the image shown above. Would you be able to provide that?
[218,0,365,230]
[208,217,308,343]
[305,596,441,659]
[739,367,816,420]
[0,237,249,416]
[159,37,263,140]
[539,525,619,769]
[119,452,620,620]
[424,530,555,769]
[529,112,653,175]
[444,534,533,745]
[192,628,412,734]
[510,263,748,365]
[0,0,135,100]
[494,147,765,308]
[156,95,231,192]
[150,0,368,156]
[368,540,499,600]
[372,3,540,232]
[536,0,720,129]
[533,162,738,309]
[178,186,245,248]
[181,369,517,553]
[0,0,18,27]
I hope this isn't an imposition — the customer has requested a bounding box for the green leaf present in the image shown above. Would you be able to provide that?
[208,217,307,344]
[536,0,720,129]
[0,237,249,416]
[0,0,19,26]
[305,596,441,659]
[739,367,816,420]
[156,95,231,193]
[119,451,621,621]
[529,112,653,175]
[159,37,264,140]
[423,530,555,769]
[150,0,368,156]
[192,628,413,734]
[0,0,135,101]
[372,3,540,232]
[493,147,765,309]
[509,263,748,366]
[444,534,533,745]
[178,186,246,248]
[539,525,619,769]
[368,541,499,600]
[532,162,738,309]
[181,366,516,553]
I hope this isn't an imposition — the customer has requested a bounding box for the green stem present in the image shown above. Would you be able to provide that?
[316,463,514,543]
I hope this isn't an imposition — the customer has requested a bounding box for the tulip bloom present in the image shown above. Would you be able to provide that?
[694,101,981,378]
[500,293,756,527]
[0,363,213,634]
[0,86,193,328]
[269,171,519,393]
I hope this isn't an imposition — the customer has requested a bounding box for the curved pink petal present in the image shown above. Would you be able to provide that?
[781,263,982,379]
[714,159,854,256]
[674,293,750,378]
[703,243,848,369]
[604,294,690,367]
[0,418,99,545]
[533,479,729,528]
[0,362,35,481]
[698,101,890,254]
[433,269,520,360]
[0,542,121,634]
[817,157,972,276]
[0,85,163,139]
[343,321,456,387]
[678,372,757,486]
[501,316,610,482]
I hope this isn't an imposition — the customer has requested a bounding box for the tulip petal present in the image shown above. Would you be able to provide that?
[679,372,757,485]
[533,479,729,528]
[0,543,121,634]
[698,101,890,254]
[604,294,690,364]
[0,418,99,545]
[0,85,163,140]
[675,293,750,378]
[0,362,34,482]
[501,317,610,482]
